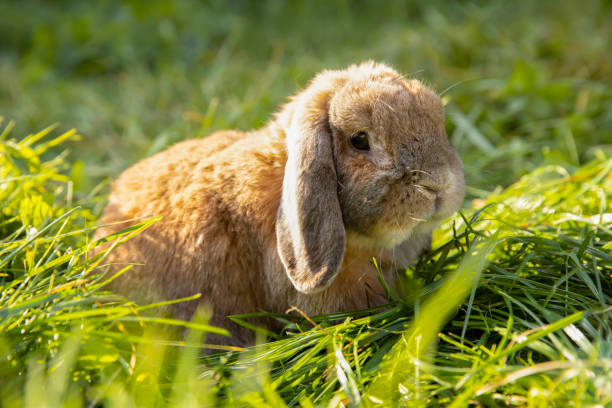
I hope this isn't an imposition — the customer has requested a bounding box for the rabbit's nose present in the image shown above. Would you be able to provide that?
[399,154,417,170]
[390,166,412,182]
[401,168,415,182]
[405,169,441,193]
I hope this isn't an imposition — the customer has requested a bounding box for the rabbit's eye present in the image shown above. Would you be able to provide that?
[350,132,370,151]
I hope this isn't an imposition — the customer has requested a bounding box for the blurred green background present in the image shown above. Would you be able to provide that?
[1,0,611,198]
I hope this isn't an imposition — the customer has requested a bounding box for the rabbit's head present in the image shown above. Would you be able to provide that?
[276,62,465,294]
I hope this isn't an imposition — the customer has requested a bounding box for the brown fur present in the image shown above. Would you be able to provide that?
[94,61,465,346]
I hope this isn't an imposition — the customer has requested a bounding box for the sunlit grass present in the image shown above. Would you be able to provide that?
[0,120,223,407]
[1,111,611,407]
[0,0,611,406]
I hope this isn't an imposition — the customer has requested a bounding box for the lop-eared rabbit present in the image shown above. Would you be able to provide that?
[95,62,465,346]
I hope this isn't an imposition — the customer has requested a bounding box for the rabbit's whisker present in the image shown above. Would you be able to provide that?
[391,246,398,272]
[407,215,427,222]
[408,169,432,177]
[391,74,406,84]
[411,184,437,198]
[439,77,478,97]
[399,69,425,79]
[393,215,402,230]
[376,98,396,113]
[395,210,427,224]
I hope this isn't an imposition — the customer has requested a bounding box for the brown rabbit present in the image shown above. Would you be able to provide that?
[94,61,465,346]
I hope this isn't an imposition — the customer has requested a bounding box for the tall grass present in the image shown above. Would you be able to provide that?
[2,119,609,406]
[0,120,223,407]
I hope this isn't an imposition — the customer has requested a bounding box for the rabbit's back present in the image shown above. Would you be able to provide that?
[95,128,287,345]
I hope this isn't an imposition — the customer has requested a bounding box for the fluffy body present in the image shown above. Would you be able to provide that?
[95,62,465,346]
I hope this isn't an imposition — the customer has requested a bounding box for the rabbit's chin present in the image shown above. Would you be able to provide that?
[346,219,439,250]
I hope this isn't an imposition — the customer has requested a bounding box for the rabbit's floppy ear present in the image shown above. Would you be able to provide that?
[276,74,346,294]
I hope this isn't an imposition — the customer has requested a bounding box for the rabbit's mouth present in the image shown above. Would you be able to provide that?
[408,165,465,219]
[348,183,463,250]
[341,161,464,250]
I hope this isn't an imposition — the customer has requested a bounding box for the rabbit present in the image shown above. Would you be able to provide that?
[94,61,465,347]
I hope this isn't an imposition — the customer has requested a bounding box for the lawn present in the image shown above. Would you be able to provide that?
[0,1,611,406]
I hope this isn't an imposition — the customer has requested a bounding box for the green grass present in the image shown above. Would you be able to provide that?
[1,120,609,406]
[1,0,611,406]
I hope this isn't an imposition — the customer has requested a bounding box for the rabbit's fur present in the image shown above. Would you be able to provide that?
[95,62,465,346]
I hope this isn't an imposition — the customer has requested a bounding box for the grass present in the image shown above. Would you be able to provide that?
[1,119,609,406]
[1,0,611,406]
